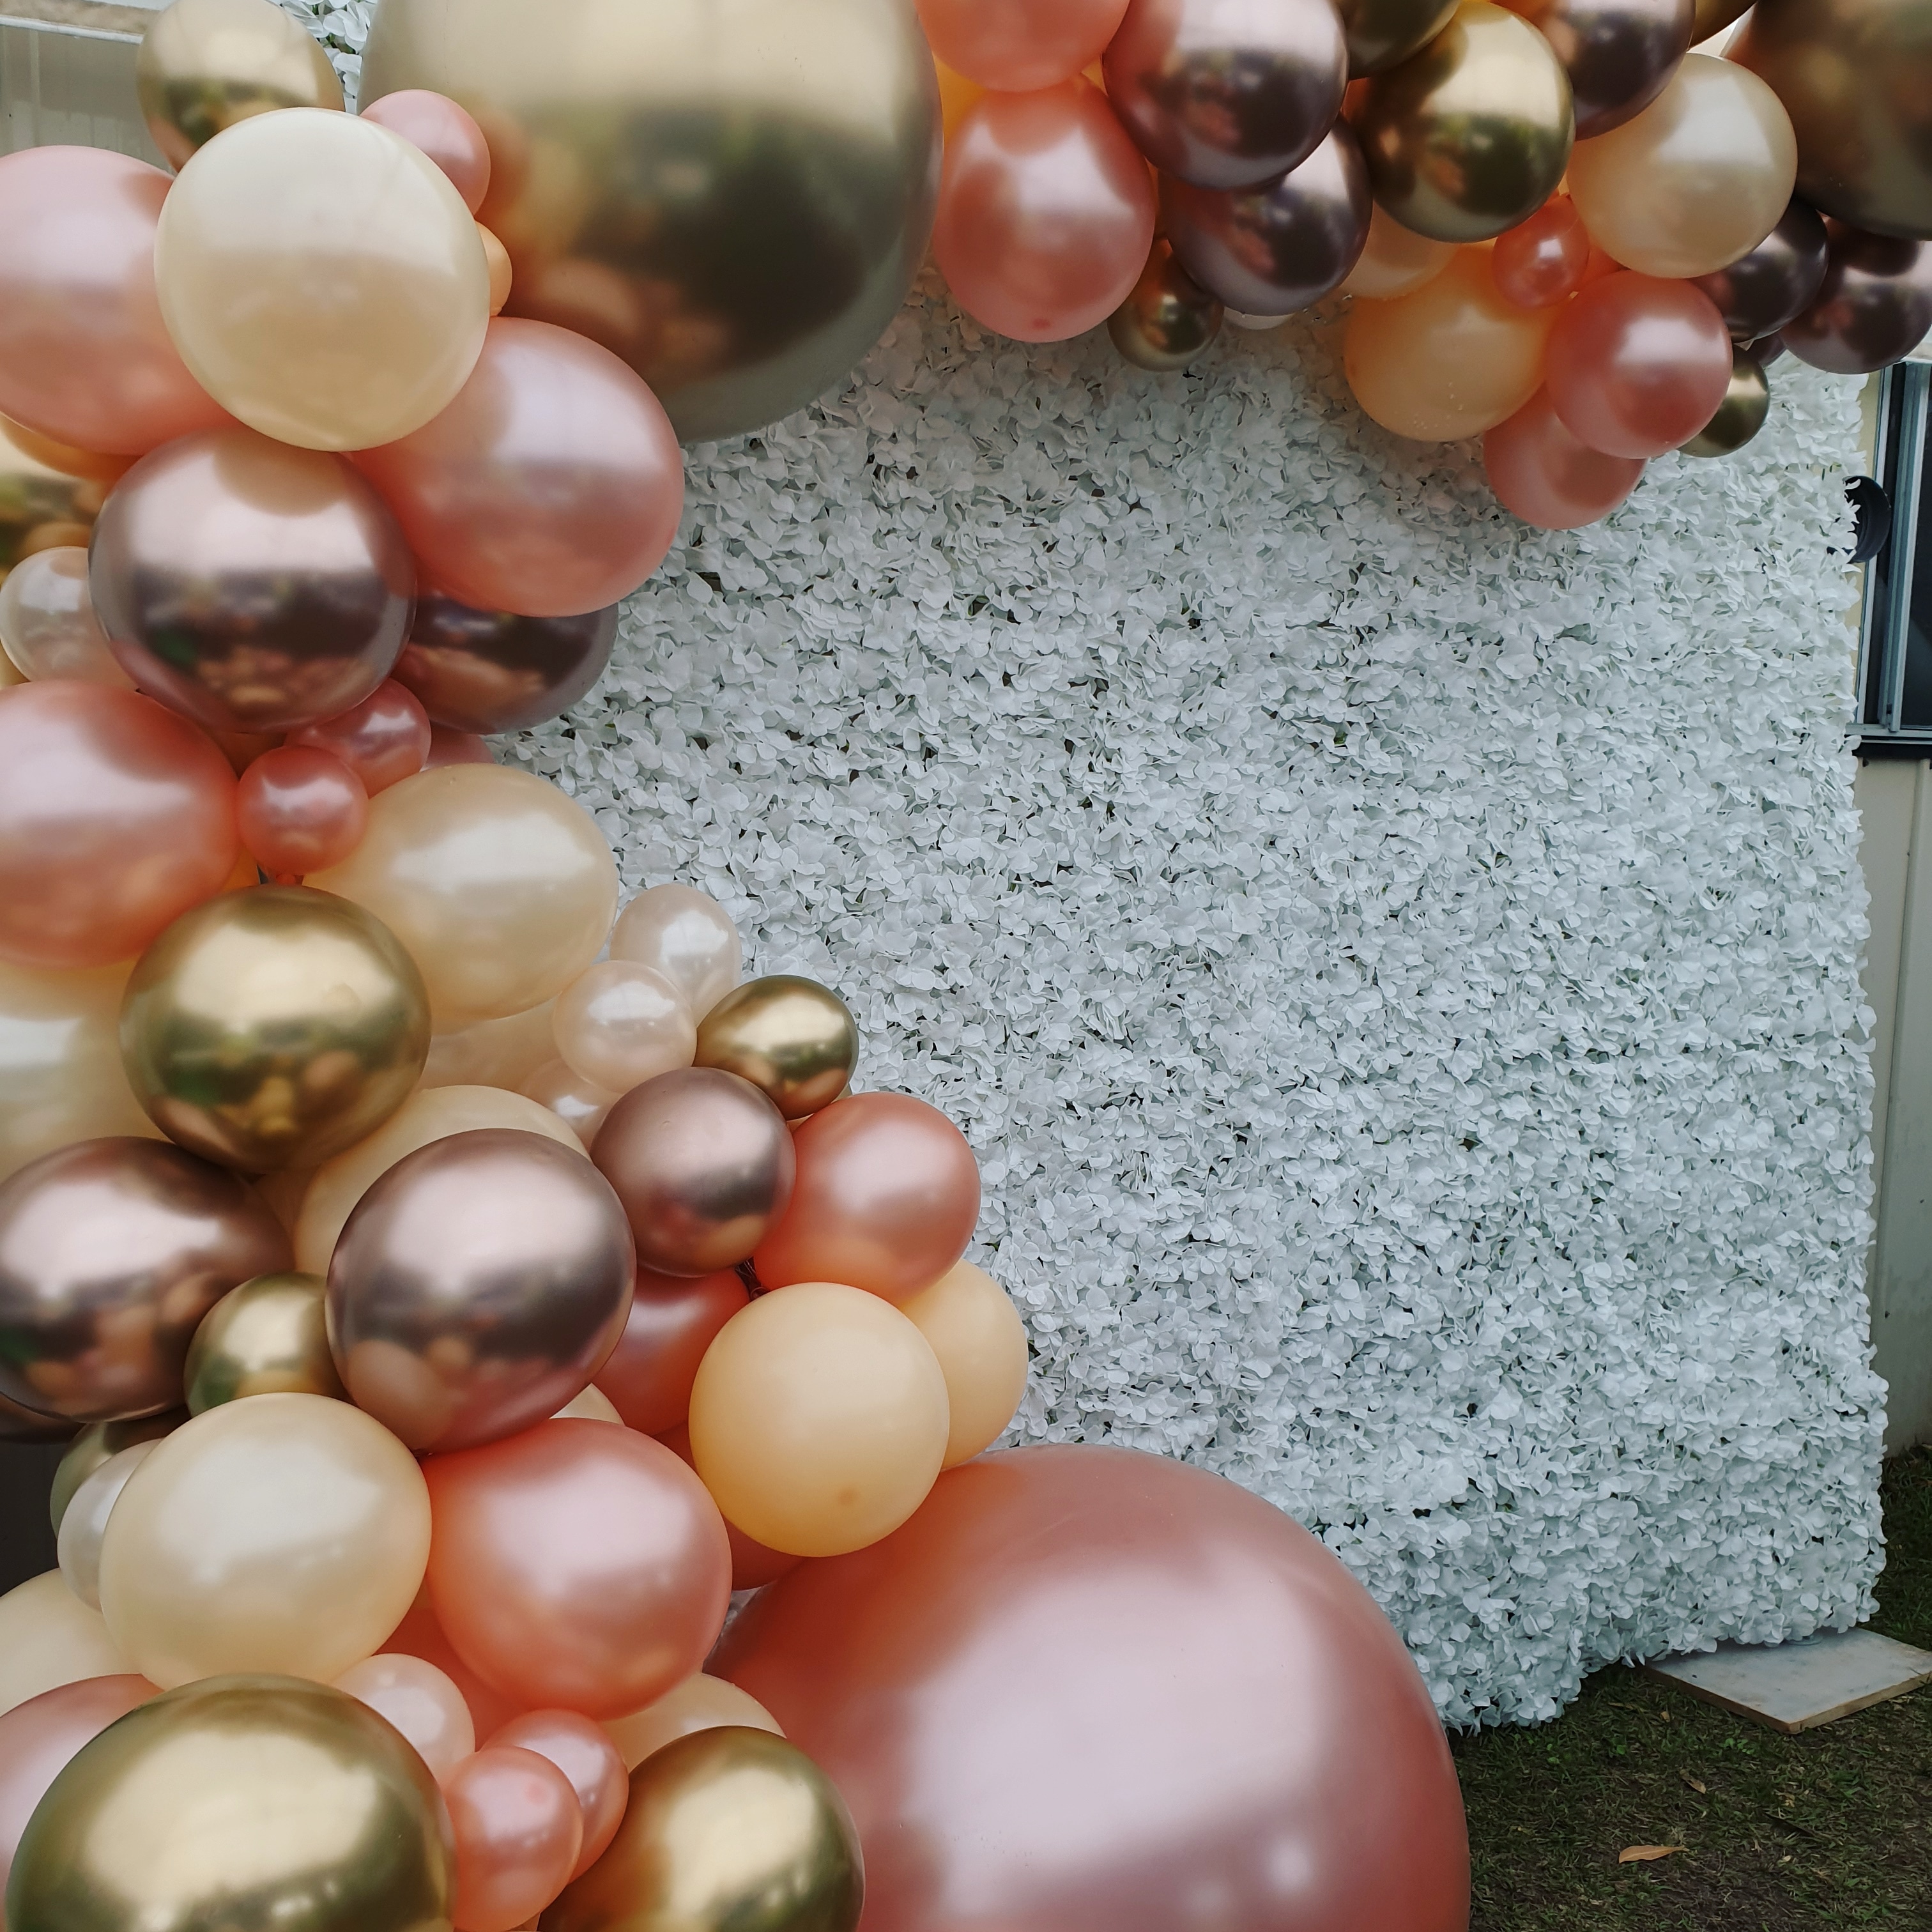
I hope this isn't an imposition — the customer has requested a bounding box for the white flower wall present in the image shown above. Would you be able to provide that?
[288,1,1887,1728]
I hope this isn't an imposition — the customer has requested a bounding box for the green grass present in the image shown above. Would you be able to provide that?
[1454,1449,1932,1931]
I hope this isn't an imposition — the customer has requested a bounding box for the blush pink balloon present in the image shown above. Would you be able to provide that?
[354,319,684,618]
[0,682,238,969]
[1492,197,1591,309]
[425,724,496,768]
[237,746,369,880]
[916,0,1130,89]
[1545,272,1734,459]
[932,81,1158,343]
[360,91,493,213]
[286,678,431,794]
[1483,388,1646,530]
[592,1267,749,1438]
[0,147,227,455]
[444,1745,583,1932]
[383,1586,526,1740]
[487,1710,628,1878]
[334,1652,477,1782]
[753,1091,981,1304]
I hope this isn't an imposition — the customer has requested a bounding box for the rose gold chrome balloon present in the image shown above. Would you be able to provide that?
[0,1137,291,1423]
[693,977,857,1121]
[394,596,618,735]
[1499,0,1692,139]
[1784,225,1932,375]
[1162,123,1372,318]
[487,1710,628,1879]
[716,1446,1469,1932]
[286,680,430,795]
[328,1128,635,1453]
[1691,198,1828,341]
[89,426,414,737]
[593,1268,748,1438]
[592,1070,795,1277]
[1108,241,1227,371]
[1335,0,1459,74]
[1678,344,1770,457]
[359,90,493,212]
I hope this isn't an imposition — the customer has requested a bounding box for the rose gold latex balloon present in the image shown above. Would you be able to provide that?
[555,962,696,1096]
[592,1070,796,1277]
[360,90,493,213]
[900,1260,1031,1469]
[0,1574,128,1718]
[592,1269,748,1438]
[715,1445,1470,1932]
[1491,195,1591,307]
[383,1586,525,1742]
[1338,202,1456,296]
[286,681,430,795]
[327,1129,635,1453]
[752,1092,979,1303]
[1335,0,1460,73]
[522,1060,623,1149]
[335,1653,477,1782]
[237,747,369,880]
[0,148,228,456]
[1483,387,1646,527]
[609,886,741,1020]
[0,682,238,970]
[1784,225,1932,375]
[89,426,415,737]
[1499,0,1692,138]
[394,596,618,735]
[444,1745,582,1932]
[489,1711,627,1878]
[917,0,1130,90]
[426,725,496,768]
[657,1422,804,1591]
[1691,197,1828,341]
[424,1420,732,1719]
[355,320,683,620]
[0,1137,289,1423]
[0,549,133,688]
[1545,271,1731,456]
[1162,124,1372,316]
[933,81,1158,342]
[602,1675,782,1774]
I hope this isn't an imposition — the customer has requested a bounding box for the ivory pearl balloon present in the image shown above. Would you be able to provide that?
[286,680,430,795]
[592,1268,749,1438]
[523,1059,623,1149]
[602,1675,783,1774]
[0,549,132,687]
[394,596,618,735]
[899,1260,1032,1468]
[1483,388,1645,528]
[1784,227,1932,376]
[49,1413,184,1535]
[657,1422,802,1591]
[916,0,1129,91]
[56,1442,158,1609]
[236,747,368,880]
[555,962,696,1096]
[1491,195,1592,307]
[610,885,741,1019]
[380,1586,525,1744]
[183,1270,346,1413]
[359,89,493,211]
[0,1574,128,1719]
[334,1653,476,1782]
[488,1710,627,1878]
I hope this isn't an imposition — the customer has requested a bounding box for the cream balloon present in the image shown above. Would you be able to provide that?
[294,1084,583,1275]
[307,766,618,1029]
[334,1653,476,1781]
[1339,203,1456,298]
[554,1383,623,1423]
[421,1002,559,1092]
[98,1392,433,1689]
[521,1059,622,1147]
[0,1572,127,1718]
[898,1260,1031,1469]
[608,885,741,1020]
[0,548,132,687]
[553,962,696,1095]
[153,109,489,450]
[603,1675,783,1772]
[56,1441,158,1609]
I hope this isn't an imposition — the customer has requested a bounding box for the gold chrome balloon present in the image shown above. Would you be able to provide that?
[541,1727,861,1932]
[1680,346,1770,457]
[137,0,344,172]
[0,413,123,580]
[7,1674,453,1932]
[1348,1,1575,243]
[1108,240,1228,371]
[119,885,431,1173]
[358,0,940,443]
[184,1271,345,1412]
[50,1411,187,1531]
[1690,0,1751,39]
[693,976,859,1120]
[1336,0,1459,74]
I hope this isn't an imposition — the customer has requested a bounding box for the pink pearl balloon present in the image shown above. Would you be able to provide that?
[355,319,684,619]
[0,682,238,969]
[425,724,496,768]
[932,82,1158,343]
[487,1710,629,1878]
[445,1744,583,1932]
[237,746,369,881]
[1544,272,1734,459]
[1483,388,1646,530]
[286,679,431,794]
[916,0,1130,90]
[360,91,493,213]
[0,148,227,455]
[334,1652,477,1782]
[1491,197,1591,309]
[383,1586,526,1740]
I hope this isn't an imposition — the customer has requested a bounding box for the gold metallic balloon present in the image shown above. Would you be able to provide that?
[1690,0,1750,39]
[119,885,431,1174]
[184,1271,346,1412]
[7,1674,452,1932]
[693,977,859,1121]
[541,1727,862,1932]
[50,1411,187,1533]
[1348,1,1575,243]
[0,413,123,581]
[358,0,941,443]
[1679,345,1770,456]
[137,0,346,172]
[1108,240,1228,372]
[1336,0,1460,74]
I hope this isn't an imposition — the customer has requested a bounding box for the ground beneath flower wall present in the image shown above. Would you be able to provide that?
[1455,1448,1932,1930]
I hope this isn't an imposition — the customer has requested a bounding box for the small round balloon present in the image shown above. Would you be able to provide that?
[1679,345,1770,457]
[358,88,493,211]
[1108,240,1227,371]
[1690,198,1828,342]
[394,596,619,735]
[610,886,742,1019]
[236,746,369,880]
[445,1745,583,1932]
[916,0,1128,89]
[0,548,132,687]
[693,976,858,1121]
[57,1442,160,1609]
[286,680,431,795]
[601,1674,783,1773]
[1499,0,1692,139]
[183,1271,346,1412]
[1491,194,1592,307]
[1483,388,1646,528]
[524,1059,623,1147]
[551,963,694,1099]
[593,1268,749,1438]
[49,1413,183,1534]
[488,1710,629,1879]
[1784,226,1932,375]
[333,1653,475,1782]
[0,413,125,576]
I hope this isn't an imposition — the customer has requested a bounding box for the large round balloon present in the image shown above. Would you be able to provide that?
[358,0,940,443]
[393,595,618,734]
[0,1572,128,1718]
[716,1445,1469,1932]
[1784,225,1932,374]
[0,1137,289,1423]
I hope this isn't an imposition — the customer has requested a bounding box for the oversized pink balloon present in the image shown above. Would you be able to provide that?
[1483,388,1646,529]
[487,1710,628,1878]
[0,148,227,455]
[0,682,238,969]
[932,82,1157,343]
[592,1267,749,1438]
[237,746,369,881]
[753,1092,980,1303]
[1545,272,1733,458]
[444,1745,582,1932]
[354,319,684,618]
[360,91,493,213]
[286,679,431,794]
[716,1446,1469,1932]
[916,0,1129,89]
[1491,197,1591,309]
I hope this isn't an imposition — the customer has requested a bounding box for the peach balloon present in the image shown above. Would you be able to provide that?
[1545,272,1732,457]
[1483,387,1646,528]
[553,961,696,1094]
[1491,196,1591,307]
[602,1675,783,1774]
[1343,247,1558,441]
[0,1573,128,1719]
[479,226,513,316]
[0,147,227,455]
[237,746,369,880]
[687,1281,951,1558]
[422,1004,558,1092]
[355,319,684,620]
[488,1710,628,1878]
[424,1420,732,1719]
[444,1745,582,1932]
[335,1652,477,1782]
[753,1092,981,1303]
[594,1268,748,1438]
[1338,203,1456,298]
[609,885,741,1020]
[0,682,238,970]
[657,1422,802,1591]
[383,1586,525,1742]
[0,549,132,687]
[360,90,493,213]
[306,764,620,1028]
[521,1059,621,1148]
[916,0,1130,90]
[900,1260,1031,1469]
[933,81,1157,342]
[286,679,431,793]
